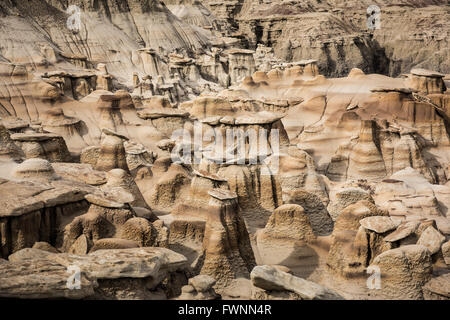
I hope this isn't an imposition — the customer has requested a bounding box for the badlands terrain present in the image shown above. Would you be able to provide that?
[0,0,449,300]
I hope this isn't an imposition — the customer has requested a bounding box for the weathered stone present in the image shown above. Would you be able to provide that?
[359,216,400,234]
[384,221,420,242]
[50,247,188,280]
[417,226,446,254]
[68,235,92,255]
[32,242,60,253]
[188,275,217,292]
[371,245,432,299]
[8,248,53,262]
[423,273,450,300]
[442,241,450,265]
[0,259,96,299]
[90,238,139,251]
[250,265,343,300]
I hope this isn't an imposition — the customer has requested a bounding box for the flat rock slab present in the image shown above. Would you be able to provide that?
[384,221,420,242]
[10,132,61,142]
[417,226,446,254]
[423,273,450,300]
[360,216,400,233]
[0,259,96,299]
[189,275,217,292]
[50,247,188,280]
[208,189,237,201]
[250,265,343,300]
[432,216,450,236]
[0,179,89,217]
[102,128,129,140]
[200,116,222,125]
[411,68,445,77]
[225,49,255,55]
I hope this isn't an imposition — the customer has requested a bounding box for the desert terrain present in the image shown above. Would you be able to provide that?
[0,0,449,300]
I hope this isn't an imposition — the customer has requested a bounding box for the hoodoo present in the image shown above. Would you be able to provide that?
[0,0,448,302]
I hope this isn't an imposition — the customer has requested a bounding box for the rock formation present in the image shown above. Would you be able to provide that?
[0,0,448,302]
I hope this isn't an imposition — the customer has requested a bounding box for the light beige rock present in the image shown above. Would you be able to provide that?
[0,259,96,299]
[359,216,400,234]
[257,204,316,243]
[178,275,220,300]
[251,265,343,300]
[417,226,446,255]
[371,245,432,300]
[8,248,53,262]
[13,158,58,181]
[90,238,140,252]
[442,241,450,265]
[423,273,450,300]
[32,242,60,253]
[51,247,188,280]
[384,221,420,242]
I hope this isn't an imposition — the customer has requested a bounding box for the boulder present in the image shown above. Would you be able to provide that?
[32,242,60,253]
[423,273,450,300]
[417,226,446,255]
[359,216,400,234]
[8,248,53,262]
[13,158,58,181]
[120,217,157,247]
[256,204,316,248]
[103,169,148,208]
[327,188,373,221]
[442,241,450,265]
[178,275,220,300]
[371,245,432,299]
[51,247,188,280]
[0,259,96,299]
[200,189,256,288]
[94,129,129,172]
[250,265,343,300]
[334,200,387,232]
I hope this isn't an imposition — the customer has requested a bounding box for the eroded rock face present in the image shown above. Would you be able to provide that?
[0,0,449,302]
[370,245,432,300]
[250,265,343,300]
